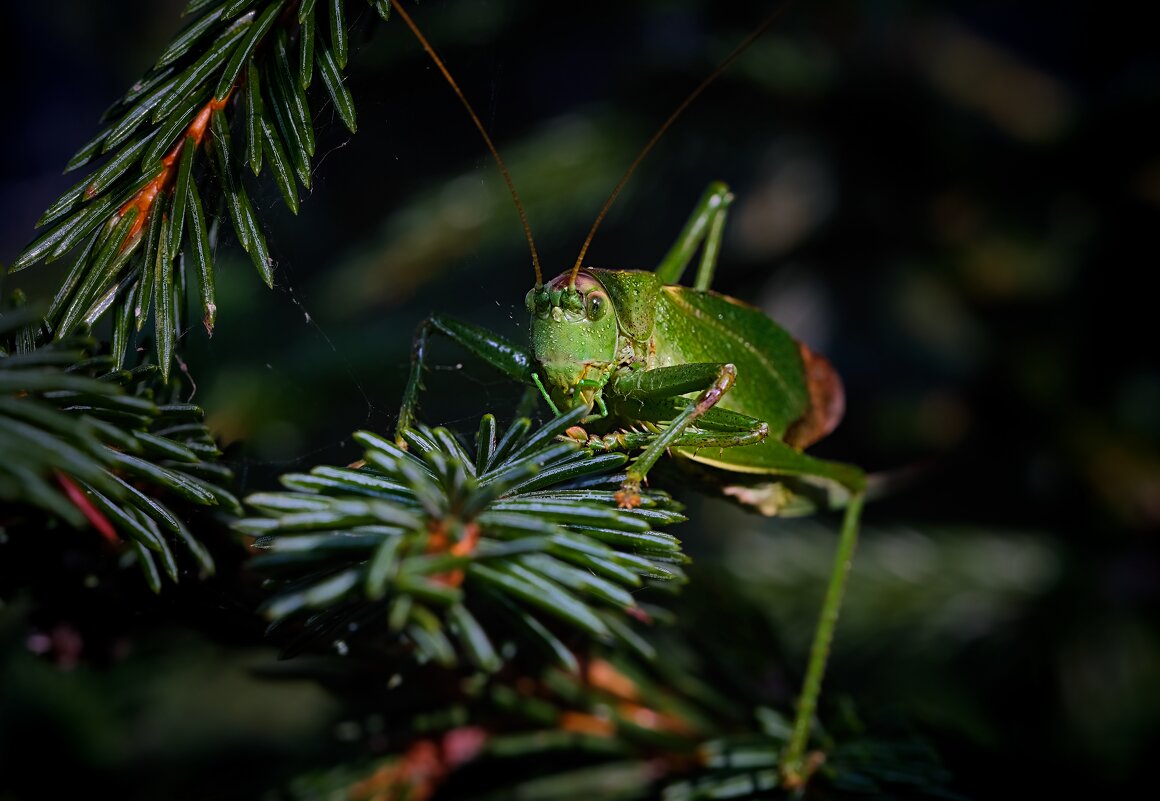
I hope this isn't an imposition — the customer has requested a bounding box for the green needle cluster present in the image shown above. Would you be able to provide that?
[238,407,689,672]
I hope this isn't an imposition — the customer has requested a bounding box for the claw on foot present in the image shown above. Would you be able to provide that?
[615,477,643,509]
[565,425,588,442]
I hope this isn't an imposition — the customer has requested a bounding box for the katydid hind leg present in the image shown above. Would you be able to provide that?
[608,361,868,781]
[654,181,734,288]
[695,193,729,291]
[782,490,865,788]
[396,315,534,442]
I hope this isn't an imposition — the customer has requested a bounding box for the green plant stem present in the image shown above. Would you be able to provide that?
[782,491,865,785]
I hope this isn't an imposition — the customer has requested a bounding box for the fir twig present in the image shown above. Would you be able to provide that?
[0,300,234,589]
[238,408,689,671]
[9,0,386,377]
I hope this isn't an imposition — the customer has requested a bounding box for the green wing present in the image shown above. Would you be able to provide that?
[652,286,808,437]
[646,286,864,492]
[683,434,864,489]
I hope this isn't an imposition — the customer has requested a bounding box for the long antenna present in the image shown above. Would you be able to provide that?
[393,0,544,287]
[568,2,799,287]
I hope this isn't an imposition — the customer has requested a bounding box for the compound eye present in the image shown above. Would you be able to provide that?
[586,291,609,321]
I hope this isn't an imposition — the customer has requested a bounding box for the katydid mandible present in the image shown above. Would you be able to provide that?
[391,1,866,786]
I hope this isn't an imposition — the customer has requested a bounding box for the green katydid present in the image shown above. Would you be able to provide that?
[391,1,866,786]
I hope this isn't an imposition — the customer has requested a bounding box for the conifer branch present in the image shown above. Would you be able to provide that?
[1,300,236,589]
[0,5,966,797]
[238,408,689,671]
[9,0,389,379]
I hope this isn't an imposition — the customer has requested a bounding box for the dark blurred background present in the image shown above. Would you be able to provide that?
[2,0,1158,798]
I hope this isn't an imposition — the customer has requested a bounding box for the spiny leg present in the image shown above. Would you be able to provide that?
[396,319,438,439]
[396,315,533,443]
[696,193,730,291]
[581,398,769,452]
[610,362,739,508]
[581,423,768,454]
[654,181,734,290]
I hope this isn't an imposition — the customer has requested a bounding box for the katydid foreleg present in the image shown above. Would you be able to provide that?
[607,362,745,507]
[579,420,769,454]
[396,315,533,442]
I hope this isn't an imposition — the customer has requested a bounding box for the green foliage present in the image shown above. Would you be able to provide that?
[0,301,235,589]
[239,407,688,671]
[8,0,388,378]
[240,411,955,798]
[0,2,1037,798]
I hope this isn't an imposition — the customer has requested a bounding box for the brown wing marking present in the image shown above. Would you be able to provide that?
[784,341,845,449]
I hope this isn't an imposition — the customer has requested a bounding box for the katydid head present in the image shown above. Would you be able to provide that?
[525,271,617,411]
[397,0,791,410]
